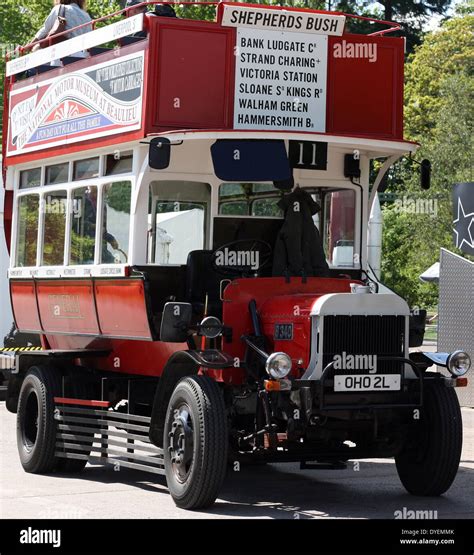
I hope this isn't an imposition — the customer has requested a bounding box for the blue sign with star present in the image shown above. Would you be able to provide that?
[453,182,474,256]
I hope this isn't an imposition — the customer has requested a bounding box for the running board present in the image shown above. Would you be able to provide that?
[53,398,165,476]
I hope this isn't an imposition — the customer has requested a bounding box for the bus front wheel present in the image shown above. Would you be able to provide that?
[395,379,462,496]
[163,376,228,510]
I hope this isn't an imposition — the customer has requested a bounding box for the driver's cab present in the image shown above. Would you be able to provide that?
[138,136,362,321]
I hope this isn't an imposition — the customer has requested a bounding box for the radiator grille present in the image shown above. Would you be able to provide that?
[322,315,405,376]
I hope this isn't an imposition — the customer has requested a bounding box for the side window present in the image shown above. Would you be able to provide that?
[19,168,41,189]
[42,190,67,266]
[73,157,99,181]
[218,183,282,217]
[219,201,248,216]
[45,163,68,185]
[101,181,131,264]
[16,194,39,266]
[70,186,97,265]
[251,198,282,217]
[323,189,356,267]
[148,181,211,265]
[105,151,133,176]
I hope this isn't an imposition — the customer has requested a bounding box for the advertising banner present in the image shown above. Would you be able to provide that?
[7,51,144,156]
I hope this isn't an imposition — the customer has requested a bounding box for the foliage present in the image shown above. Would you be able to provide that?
[404,11,474,142]
[104,181,131,214]
[378,0,453,51]
[380,5,474,309]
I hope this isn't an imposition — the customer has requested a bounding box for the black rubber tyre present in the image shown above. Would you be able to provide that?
[164,375,228,510]
[17,366,61,473]
[395,379,462,496]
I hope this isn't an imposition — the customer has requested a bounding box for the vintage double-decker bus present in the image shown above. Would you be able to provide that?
[2,1,471,510]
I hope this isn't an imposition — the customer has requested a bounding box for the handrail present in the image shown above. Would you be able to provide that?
[345,12,402,36]
[5,1,220,61]
[5,0,402,63]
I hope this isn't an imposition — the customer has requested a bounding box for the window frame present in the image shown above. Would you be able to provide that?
[73,157,100,182]
[41,188,69,267]
[11,149,136,273]
[147,180,212,266]
[216,181,361,270]
[45,162,69,186]
[19,167,42,190]
[217,181,285,220]
[14,192,41,268]
[11,180,135,275]
[320,187,357,268]
[69,185,100,267]
[100,180,133,265]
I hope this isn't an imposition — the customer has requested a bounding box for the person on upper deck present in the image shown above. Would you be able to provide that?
[124,0,177,18]
[28,0,92,54]
[121,1,177,42]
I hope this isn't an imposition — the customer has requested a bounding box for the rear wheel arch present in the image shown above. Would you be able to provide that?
[6,355,63,414]
[6,354,97,413]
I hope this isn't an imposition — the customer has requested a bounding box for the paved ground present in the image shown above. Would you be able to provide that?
[1,403,473,519]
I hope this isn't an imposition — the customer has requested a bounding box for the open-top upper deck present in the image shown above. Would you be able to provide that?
[3,1,409,169]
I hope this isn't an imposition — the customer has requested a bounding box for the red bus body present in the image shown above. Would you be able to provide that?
[3,6,407,386]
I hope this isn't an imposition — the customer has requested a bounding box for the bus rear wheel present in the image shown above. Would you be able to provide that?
[17,365,89,474]
[17,366,61,474]
[163,376,228,510]
[395,379,462,496]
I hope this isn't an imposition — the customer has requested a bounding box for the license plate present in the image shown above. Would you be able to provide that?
[274,323,293,340]
[334,374,401,392]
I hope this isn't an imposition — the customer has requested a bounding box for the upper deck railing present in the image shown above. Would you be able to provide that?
[5,1,402,77]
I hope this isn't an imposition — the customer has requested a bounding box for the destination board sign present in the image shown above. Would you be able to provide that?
[222,5,345,36]
[233,28,328,132]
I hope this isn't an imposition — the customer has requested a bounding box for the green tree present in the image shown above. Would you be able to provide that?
[381,4,473,308]
[379,0,452,22]
[404,10,474,141]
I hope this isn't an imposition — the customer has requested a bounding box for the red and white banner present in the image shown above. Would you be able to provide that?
[7,51,144,156]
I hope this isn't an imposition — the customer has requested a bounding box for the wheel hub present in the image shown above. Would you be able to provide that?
[23,390,39,450]
[168,405,194,482]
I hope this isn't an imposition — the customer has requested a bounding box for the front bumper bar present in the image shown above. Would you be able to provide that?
[290,356,425,411]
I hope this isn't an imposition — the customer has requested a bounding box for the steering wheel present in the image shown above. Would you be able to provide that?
[211,239,272,277]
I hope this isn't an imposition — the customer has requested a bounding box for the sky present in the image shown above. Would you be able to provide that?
[370,0,466,30]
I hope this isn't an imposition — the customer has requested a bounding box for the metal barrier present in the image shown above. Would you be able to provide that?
[438,248,474,407]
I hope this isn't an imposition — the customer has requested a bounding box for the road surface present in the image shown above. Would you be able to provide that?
[1,403,473,519]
